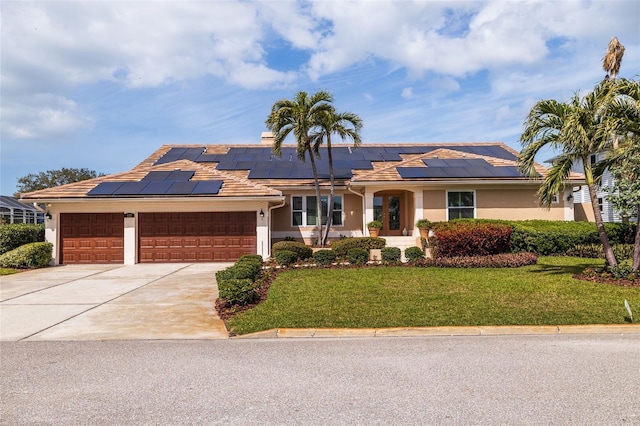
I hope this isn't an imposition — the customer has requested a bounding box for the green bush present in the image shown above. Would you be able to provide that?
[237,254,264,264]
[272,241,313,261]
[215,263,261,283]
[313,249,336,266]
[405,246,425,262]
[567,244,635,260]
[0,242,52,269]
[381,247,401,263]
[0,224,45,255]
[218,278,258,306]
[331,237,386,258]
[347,248,369,266]
[414,252,538,268]
[275,250,297,266]
[234,259,262,279]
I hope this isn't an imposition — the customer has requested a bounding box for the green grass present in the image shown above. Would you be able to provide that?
[227,257,640,335]
[0,268,19,275]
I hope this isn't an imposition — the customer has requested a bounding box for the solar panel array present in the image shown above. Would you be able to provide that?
[152,145,521,180]
[87,170,223,196]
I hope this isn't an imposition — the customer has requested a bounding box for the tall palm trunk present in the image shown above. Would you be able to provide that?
[322,135,334,246]
[584,160,617,266]
[307,145,323,247]
[633,205,640,271]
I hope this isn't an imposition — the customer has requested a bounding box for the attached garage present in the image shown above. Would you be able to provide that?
[60,213,124,264]
[138,212,256,262]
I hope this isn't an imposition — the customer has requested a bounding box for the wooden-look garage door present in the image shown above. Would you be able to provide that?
[60,213,124,264]
[138,212,256,262]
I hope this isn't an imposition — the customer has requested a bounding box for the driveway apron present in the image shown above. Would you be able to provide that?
[0,263,232,341]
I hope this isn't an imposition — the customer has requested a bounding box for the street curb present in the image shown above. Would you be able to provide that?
[233,324,640,339]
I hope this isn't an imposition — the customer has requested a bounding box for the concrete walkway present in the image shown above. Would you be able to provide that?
[0,263,232,341]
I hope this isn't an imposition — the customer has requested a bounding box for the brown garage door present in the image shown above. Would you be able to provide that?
[60,213,124,264]
[138,212,256,262]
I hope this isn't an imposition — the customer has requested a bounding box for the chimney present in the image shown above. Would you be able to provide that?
[261,132,274,145]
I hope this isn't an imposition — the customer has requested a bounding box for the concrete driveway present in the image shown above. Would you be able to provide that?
[0,263,232,341]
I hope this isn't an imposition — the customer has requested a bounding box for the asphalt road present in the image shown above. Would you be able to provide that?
[2,335,639,425]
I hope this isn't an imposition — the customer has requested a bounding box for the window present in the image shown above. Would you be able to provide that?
[291,195,343,226]
[447,191,475,220]
[598,197,603,212]
[551,194,559,204]
[590,154,597,165]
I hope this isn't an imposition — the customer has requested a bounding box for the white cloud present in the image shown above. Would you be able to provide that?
[401,87,414,99]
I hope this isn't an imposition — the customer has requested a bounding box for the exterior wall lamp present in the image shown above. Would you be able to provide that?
[124,213,135,218]
[45,212,52,220]
[567,194,574,202]
[259,208,265,218]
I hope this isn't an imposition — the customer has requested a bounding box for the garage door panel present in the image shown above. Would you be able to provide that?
[60,213,124,264]
[138,212,256,262]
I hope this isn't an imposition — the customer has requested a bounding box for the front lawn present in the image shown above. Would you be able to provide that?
[227,257,640,335]
[0,268,19,275]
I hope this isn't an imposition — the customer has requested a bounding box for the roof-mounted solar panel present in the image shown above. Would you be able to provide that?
[87,182,125,196]
[113,182,149,195]
[191,180,223,195]
[138,181,173,195]
[141,171,173,181]
[165,181,198,195]
[167,170,195,181]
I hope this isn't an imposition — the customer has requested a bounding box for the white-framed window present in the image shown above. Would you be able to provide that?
[598,197,603,212]
[291,195,343,227]
[447,190,475,220]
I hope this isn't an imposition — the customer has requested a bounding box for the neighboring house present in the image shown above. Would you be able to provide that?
[566,153,621,222]
[1,195,44,224]
[19,134,583,265]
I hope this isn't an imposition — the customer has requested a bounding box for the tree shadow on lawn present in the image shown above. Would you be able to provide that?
[529,259,598,277]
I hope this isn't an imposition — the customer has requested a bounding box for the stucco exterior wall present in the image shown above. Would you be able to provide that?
[421,186,569,222]
[271,191,363,240]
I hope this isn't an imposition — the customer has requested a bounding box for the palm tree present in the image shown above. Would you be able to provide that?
[518,82,619,267]
[312,107,363,246]
[265,90,334,247]
[602,37,625,81]
[597,78,640,270]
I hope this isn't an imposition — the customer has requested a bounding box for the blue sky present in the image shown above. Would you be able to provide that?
[1,0,639,195]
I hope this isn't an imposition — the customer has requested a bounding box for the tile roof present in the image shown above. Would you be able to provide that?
[19,142,585,200]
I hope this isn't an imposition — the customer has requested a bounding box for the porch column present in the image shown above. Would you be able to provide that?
[413,190,424,237]
[563,188,575,221]
[364,190,374,236]
[46,213,58,265]
[256,204,270,260]
[123,215,136,265]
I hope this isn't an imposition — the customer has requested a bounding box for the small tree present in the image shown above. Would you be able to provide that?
[16,168,105,195]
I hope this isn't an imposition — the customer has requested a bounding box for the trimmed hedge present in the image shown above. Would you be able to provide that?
[381,247,401,263]
[331,237,386,258]
[347,248,369,265]
[567,244,635,260]
[313,249,336,266]
[272,241,313,261]
[405,246,425,263]
[215,262,261,283]
[0,242,52,269]
[432,222,512,258]
[218,278,258,306]
[414,252,538,268]
[0,224,45,255]
[275,250,297,266]
[445,219,637,256]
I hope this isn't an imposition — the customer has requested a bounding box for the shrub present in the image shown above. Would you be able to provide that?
[272,241,313,261]
[218,278,258,306]
[381,247,401,263]
[313,249,336,266]
[275,250,297,266]
[367,220,383,229]
[0,224,45,255]
[347,248,369,265]
[0,242,52,269]
[331,237,386,258]
[432,222,512,258]
[405,246,425,263]
[237,254,264,264]
[415,219,432,229]
[414,252,538,268]
[215,263,261,283]
[567,244,635,261]
[234,259,262,279]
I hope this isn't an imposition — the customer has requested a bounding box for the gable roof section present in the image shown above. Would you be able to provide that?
[20,159,282,199]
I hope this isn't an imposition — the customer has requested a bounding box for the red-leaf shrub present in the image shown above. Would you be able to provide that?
[432,222,512,258]
[413,252,538,268]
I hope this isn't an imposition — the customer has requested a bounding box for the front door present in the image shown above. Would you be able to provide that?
[373,193,404,236]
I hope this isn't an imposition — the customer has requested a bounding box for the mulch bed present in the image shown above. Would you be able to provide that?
[574,268,640,288]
